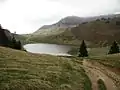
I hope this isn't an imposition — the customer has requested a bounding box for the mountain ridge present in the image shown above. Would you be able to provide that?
[34,14,120,35]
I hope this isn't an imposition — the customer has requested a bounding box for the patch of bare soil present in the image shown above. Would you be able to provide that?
[82,60,118,90]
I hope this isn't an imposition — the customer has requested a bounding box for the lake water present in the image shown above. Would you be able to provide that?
[24,43,72,56]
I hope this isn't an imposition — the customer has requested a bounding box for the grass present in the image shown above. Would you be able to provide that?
[97,79,107,90]
[68,45,120,89]
[83,70,92,90]
[68,44,120,68]
[0,46,91,90]
[68,46,108,57]
[65,44,120,69]
[88,51,120,89]
[89,53,120,68]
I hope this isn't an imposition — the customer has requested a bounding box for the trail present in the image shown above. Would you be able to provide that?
[82,60,118,90]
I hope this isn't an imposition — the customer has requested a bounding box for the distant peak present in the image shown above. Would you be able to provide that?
[61,16,82,20]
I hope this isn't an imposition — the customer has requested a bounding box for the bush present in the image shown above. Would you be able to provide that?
[97,79,107,90]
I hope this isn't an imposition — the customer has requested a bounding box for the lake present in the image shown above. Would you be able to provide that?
[24,43,72,56]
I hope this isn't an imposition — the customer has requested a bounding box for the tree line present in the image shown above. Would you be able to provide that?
[78,40,119,57]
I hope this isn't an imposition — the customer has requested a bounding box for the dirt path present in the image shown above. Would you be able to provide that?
[82,60,118,90]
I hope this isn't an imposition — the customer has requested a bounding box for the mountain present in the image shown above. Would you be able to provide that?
[33,16,84,36]
[33,14,120,36]
[26,14,120,46]
[36,16,84,30]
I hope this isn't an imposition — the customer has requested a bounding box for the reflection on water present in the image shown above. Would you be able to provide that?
[24,43,72,56]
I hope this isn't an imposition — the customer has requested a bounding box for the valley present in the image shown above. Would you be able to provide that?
[0,14,120,90]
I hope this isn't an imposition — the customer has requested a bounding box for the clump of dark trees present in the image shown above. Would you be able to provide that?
[78,40,120,57]
[0,25,22,50]
[9,36,22,50]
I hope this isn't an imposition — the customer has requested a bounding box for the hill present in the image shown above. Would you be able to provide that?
[0,46,120,89]
[0,46,92,90]
[71,16,120,46]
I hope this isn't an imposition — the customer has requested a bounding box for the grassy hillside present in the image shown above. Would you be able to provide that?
[71,17,120,45]
[26,29,93,47]
[90,53,120,68]
[27,29,79,45]
[0,46,91,90]
[68,46,109,57]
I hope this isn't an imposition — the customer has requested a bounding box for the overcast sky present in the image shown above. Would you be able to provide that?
[0,0,120,34]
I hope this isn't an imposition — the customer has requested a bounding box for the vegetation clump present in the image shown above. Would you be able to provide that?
[108,41,120,54]
[78,40,88,57]
[97,79,107,90]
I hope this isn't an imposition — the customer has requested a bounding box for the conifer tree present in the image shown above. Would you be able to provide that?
[108,41,120,54]
[79,40,88,57]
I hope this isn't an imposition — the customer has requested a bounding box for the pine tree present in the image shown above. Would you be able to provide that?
[79,40,88,57]
[108,41,120,54]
